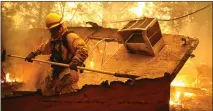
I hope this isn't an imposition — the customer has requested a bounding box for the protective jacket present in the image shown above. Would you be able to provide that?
[33,29,88,78]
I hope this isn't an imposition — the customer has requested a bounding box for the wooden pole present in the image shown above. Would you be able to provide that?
[8,55,139,79]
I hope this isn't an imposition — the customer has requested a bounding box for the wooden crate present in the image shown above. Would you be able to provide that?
[118,17,165,56]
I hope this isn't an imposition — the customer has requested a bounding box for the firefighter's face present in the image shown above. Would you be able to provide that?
[49,25,62,37]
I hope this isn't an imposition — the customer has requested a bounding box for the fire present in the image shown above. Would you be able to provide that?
[129,2,172,33]
[170,91,196,106]
[170,91,181,105]
[171,80,186,87]
[169,100,175,105]
[4,72,21,83]
[184,92,195,97]
[6,73,12,82]
[170,79,196,106]
[175,91,181,100]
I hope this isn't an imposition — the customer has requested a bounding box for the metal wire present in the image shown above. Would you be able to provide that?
[158,3,212,21]
[106,3,212,23]
[88,39,106,55]
[100,44,123,69]
[101,41,107,66]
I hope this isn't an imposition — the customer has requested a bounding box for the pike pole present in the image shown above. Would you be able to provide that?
[8,55,139,80]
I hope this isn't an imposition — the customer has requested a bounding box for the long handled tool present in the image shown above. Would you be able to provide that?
[8,55,139,79]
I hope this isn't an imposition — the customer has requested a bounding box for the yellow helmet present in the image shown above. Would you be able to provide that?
[45,13,64,29]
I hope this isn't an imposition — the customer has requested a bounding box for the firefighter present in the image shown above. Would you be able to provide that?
[25,13,88,95]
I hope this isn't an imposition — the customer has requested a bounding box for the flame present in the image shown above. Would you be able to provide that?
[169,100,175,105]
[184,92,196,97]
[5,72,21,83]
[170,78,196,106]
[171,80,186,87]
[129,2,172,33]
[170,91,196,106]
[170,91,182,106]
[6,73,12,82]
[175,91,181,100]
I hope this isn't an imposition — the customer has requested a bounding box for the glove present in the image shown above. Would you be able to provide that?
[25,52,36,62]
[69,62,83,72]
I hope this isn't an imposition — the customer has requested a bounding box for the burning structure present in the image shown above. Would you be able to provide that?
[2,16,200,111]
[2,2,212,111]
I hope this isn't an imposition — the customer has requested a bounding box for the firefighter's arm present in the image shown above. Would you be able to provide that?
[33,40,52,55]
[25,40,51,62]
[67,33,88,70]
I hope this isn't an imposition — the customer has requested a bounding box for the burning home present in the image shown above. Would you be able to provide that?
[1,2,212,111]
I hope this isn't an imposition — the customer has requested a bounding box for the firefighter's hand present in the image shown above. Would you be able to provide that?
[69,62,82,71]
[25,52,36,62]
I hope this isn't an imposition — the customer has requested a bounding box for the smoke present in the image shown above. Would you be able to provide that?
[2,29,51,90]
[178,4,212,67]
[172,3,212,93]
[2,16,51,91]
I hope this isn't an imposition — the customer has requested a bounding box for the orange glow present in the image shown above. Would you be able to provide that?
[169,100,175,105]
[5,72,21,83]
[6,73,12,82]
[12,13,24,29]
[67,2,77,9]
[171,80,186,87]
[169,91,181,106]
[129,2,172,34]
[170,75,197,106]
[90,59,94,69]
[131,2,146,17]
[175,91,181,100]
[3,2,12,8]
[184,92,196,97]
[170,90,196,106]
[63,12,73,21]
